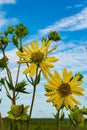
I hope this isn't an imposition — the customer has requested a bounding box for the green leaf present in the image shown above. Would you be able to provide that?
[5,78,14,90]
[60,111,64,121]
[15,80,30,94]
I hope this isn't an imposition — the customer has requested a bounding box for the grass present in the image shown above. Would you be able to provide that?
[0,118,87,130]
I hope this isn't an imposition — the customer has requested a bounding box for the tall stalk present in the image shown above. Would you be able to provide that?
[56,110,60,130]
[26,67,39,130]
[27,85,36,130]
[0,112,4,130]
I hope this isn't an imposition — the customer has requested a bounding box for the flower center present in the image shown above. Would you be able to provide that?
[58,83,71,97]
[31,51,44,63]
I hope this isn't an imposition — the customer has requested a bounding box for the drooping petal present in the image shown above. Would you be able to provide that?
[47,93,58,102]
[23,66,30,74]
[56,98,64,110]
[40,64,48,79]
[66,96,75,109]
[53,94,61,106]
[41,62,52,76]
[70,95,81,105]
[45,91,57,96]
[43,61,54,68]
[23,63,35,74]
[29,64,37,77]
[64,98,68,110]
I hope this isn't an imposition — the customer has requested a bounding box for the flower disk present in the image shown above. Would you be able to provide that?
[44,68,84,110]
[16,40,58,78]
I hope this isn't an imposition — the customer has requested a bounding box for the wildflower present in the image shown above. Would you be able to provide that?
[44,68,84,110]
[16,40,58,78]
[8,104,29,120]
[69,106,85,127]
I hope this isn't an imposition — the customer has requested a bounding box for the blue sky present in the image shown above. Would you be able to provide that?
[0,0,87,118]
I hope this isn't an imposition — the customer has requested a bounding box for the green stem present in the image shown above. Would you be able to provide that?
[27,85,36,130]
[0,112,4,130]
[26,67,39,130]
[56,110,60,130]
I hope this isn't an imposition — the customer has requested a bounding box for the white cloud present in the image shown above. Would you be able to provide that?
[0,0,16,4]
[0,11,18,29]
[39,7,87,35]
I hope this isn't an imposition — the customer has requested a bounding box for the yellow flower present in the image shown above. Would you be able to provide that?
[44,68,84,110]
[16,40,58,78]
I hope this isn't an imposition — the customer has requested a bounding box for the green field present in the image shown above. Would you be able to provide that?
[0,118,87,130]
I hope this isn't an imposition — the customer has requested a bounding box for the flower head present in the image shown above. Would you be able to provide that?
[16,40,58,78]
[8,104,29,120]
[69,106,85,127]
[44,68,84,110]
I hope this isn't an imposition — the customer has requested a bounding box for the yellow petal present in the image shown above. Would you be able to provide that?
[72,91,84,96]
[40,64,48,79]
[30,41,36,51]
[23,66,30,74]
[47,46,56,54]
[47,79,58,86]
[41,63,51,76]
[70,81,83,88]
[25,44,32,53]
[17,60,31,64]
[23,63,35,74]
[46,56,58,62]
[16,51,29,58]
[23,46,31,55]
[47,93,58,102]
[69,75,80,85]
[44,84,57,90]
[53,94,61,106]
[70,95,81,105]
[35,41,39,50]
[29,64,37,77]
[56,98,64,110]
[63,68,67,82]
[40,40,45,51]
[43,61,54,68]
[54,71,62,84]
[71,87,84,92]
[66,96,75,109]
[45,91,57,96]
[64,98,68,110]
[65,71,72,83]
